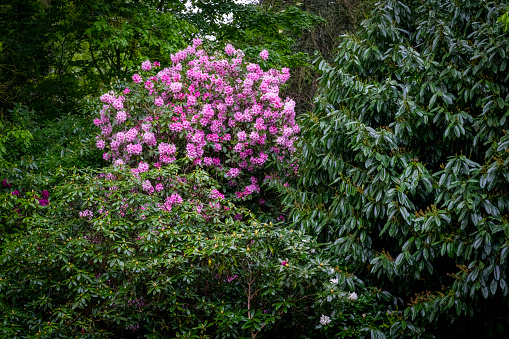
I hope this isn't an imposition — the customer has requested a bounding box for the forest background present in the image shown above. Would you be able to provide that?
[1,0,509,338]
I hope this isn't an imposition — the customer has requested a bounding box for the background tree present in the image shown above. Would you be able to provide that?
[0,0,195,118]
[255,0,375,113]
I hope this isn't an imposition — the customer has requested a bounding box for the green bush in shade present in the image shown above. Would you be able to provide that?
[278,0,509,337]
[0,164,397,338]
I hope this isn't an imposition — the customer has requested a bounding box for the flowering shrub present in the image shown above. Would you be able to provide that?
[0,41,400,339]
[94,39,298,204]
[0,164,355,338]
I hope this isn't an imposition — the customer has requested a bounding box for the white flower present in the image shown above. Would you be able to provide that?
[330,278,338,284]
[319,314,331,325]
[347,292,358,301]
[328,268,334,275]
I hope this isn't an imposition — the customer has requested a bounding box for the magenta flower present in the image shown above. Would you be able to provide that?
[112,99,123,110]
[154,97,164,107]
[225,44,235,55]
[260,49,269,60]
[141,60,152,71]
[138,161,149,172]
[132,74,142,83]
[116,111,127,124]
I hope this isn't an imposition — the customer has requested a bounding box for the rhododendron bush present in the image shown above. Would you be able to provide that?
[94,39,298,206]
[0,165,375,338]
[0,41,400,338]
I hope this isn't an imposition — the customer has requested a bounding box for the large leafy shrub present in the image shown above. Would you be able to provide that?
[0,42,399,338]
[93,40,299,217]
[281,0,509,337]
[0,165,320,338]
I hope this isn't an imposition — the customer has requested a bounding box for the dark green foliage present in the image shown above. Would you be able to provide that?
[255,0,376,113]
[0,165,340,338]
[218,4,323,70]
[280,0,509,336]
[0,0,195,118]
[0,102,103,193]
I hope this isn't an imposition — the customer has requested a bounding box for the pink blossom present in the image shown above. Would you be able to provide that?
[112,99,123,110]
[203,157,213,166]
[170,82,182,93]
[142,180,154,193]
[141,123,151,132]
[158,142,176,155]
[100,124,112,136]
[225,44,235,56]
[154,97,164,106]
[227,168,241,178]
[169,193,183,204]
[125,128,138,142]
[132,74,142,83]
[237,131,247,142]
[116,111,127,124]
[114,159,124,167]
[233,143,245,153]
[124,88,130,94]
[100,93,114,104]
[79,209,93,219]
[96,139,105,149]
[210,189,225,200]
[115,131,125,143]
[187,94,197,106]
[138,161,149,172]
[160,155,176,164]
[143,132,157,146]
[142,60,152,71]
[126,143,143,155]
[193,38,202,47]
[206,133,220,142]
[144,80,154,90]
[260,49,269,60]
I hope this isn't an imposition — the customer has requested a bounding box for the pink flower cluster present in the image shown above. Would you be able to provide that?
[79,209,93,220]
[210,189,225,200]
[160,193,183,212]
[93,42,298,201]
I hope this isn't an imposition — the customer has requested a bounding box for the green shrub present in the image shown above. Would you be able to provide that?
[280,0,509,337]
[0,164,399,338]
